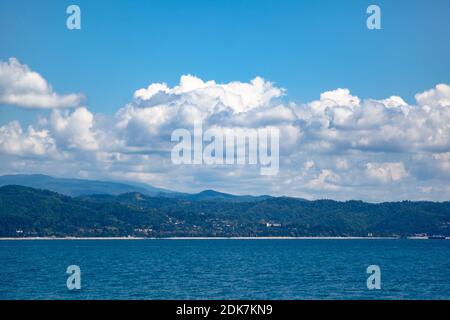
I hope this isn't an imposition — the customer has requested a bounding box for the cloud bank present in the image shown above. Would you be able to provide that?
[0,58,83,108]
[0,59,449,201]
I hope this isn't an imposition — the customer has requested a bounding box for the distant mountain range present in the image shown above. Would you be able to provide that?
[0,174,169,196]
[179,189,271,202]
[0,178,449,238]
[0,174,268,202]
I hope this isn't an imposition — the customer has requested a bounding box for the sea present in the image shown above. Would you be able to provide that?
[0,239,449,300]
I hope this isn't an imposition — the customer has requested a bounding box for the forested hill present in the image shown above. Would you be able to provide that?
[1,185,449,238]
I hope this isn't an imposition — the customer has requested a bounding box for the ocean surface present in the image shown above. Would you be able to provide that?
[0,239,449,300]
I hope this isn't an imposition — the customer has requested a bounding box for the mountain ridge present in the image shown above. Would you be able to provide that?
[0,174,272,202]
[1,185,449,238]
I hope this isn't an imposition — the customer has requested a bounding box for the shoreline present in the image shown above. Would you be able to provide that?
[1,236,446,240]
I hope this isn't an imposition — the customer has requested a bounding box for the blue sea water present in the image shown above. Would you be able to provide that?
[0,239,449,300]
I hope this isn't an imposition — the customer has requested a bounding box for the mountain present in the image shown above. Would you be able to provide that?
[0,174,270,202]
[0,185,168,237]
[180,189,271,202]
[1,185,449,238]
[0,174,171,197]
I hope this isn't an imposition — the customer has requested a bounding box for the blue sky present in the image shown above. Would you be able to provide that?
[0,0,449,201]
[1,0,448,116]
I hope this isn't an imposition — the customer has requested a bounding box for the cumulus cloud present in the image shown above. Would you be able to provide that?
[0,58,83,108]
[306,169,341,191]
[296,85,450,154]
[115,75,294,153]
[0,72,449,201]
[0,121,56,156]
[133,75,284,113]
[120,74,287,142]
[50,107,99,151]
[366,162,408,183]
[415,83,450,108]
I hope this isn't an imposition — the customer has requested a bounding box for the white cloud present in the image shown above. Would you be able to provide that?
[335,158,349,170]
[116,75,294,151]
[378,96,408,108]
[366,162,408,183]
[307,88,360,114]
[50,107,100,151]
[306,169,341,191]
[415,83,450,108]
[0,121,56,156]
[133,74,284,114]
[0,58,83,109]
[0,71,449,201]
[304,160,315,170]
[432,152,450,173]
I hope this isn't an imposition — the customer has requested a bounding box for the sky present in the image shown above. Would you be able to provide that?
[0,0,449,201]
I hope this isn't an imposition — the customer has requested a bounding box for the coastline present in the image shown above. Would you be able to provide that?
[1,236,444,240]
